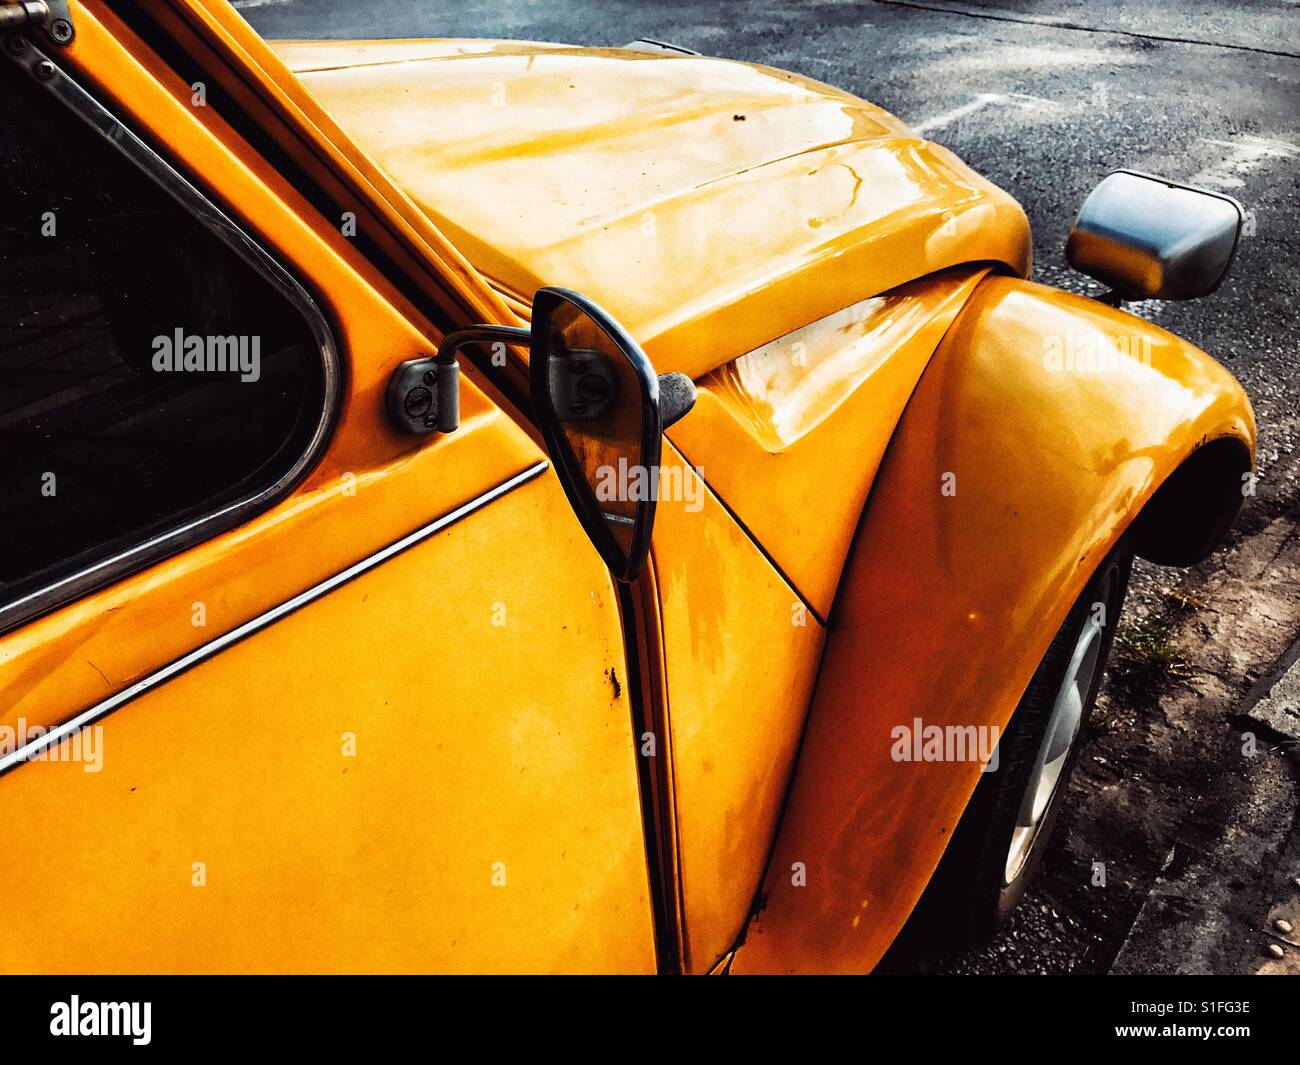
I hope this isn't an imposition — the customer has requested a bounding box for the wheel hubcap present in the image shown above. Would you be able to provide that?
[1003,596,1108,886]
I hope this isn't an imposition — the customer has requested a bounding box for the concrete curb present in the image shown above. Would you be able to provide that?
[1110,639,1300,974]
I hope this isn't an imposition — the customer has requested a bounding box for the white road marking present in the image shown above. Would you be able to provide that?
[911,92,1061,135]
[1189,135,1300,190]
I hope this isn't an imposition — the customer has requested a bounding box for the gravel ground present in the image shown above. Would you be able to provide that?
[235,0,1300,973]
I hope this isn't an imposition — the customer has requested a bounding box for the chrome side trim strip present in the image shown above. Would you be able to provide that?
[0,41,342,636]
[0,462,549,777]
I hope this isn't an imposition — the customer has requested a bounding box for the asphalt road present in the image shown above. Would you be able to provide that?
[234,0,1300,973]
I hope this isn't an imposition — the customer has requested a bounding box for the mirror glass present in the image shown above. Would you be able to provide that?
[530,288,660,580]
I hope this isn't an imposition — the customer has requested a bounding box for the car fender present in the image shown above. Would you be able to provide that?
[728,275,1255,973]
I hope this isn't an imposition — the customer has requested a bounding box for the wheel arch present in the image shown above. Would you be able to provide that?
[1131,435,1252,566]
[728,276,1255,974]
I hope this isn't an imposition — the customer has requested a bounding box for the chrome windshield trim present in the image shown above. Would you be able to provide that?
[0,461,549,777]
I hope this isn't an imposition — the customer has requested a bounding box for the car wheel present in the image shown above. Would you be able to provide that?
[888,538,1133,959]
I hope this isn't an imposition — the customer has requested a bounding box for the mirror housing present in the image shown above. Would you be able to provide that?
[531,287,685,582]
[1066,170,1243,301]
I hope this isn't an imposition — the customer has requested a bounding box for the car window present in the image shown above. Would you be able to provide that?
[0,58,330,629]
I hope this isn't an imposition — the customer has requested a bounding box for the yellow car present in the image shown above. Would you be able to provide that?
[0,2,1254,975]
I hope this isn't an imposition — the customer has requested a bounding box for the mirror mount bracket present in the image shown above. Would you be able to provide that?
[386,325,528,435]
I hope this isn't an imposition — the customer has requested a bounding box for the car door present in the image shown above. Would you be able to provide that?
[0,9,654,973]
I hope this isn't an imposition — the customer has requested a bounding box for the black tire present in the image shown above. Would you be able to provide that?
[887,539,1133,961]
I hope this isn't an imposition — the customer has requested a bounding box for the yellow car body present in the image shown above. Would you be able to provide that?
[0,1,1254,974]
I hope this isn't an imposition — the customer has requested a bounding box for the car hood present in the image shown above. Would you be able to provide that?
[275,38,1031,379]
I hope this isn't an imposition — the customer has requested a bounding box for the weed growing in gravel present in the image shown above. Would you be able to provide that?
[1110,615,1188,699]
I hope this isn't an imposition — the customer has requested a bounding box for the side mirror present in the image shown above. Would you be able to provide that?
[1066,170,1244,301]
[387,287,695,583]
[530,287,694,581]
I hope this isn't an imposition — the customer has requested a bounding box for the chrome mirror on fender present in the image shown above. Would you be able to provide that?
[1066,169,1244,302]
[386,286,696,583]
